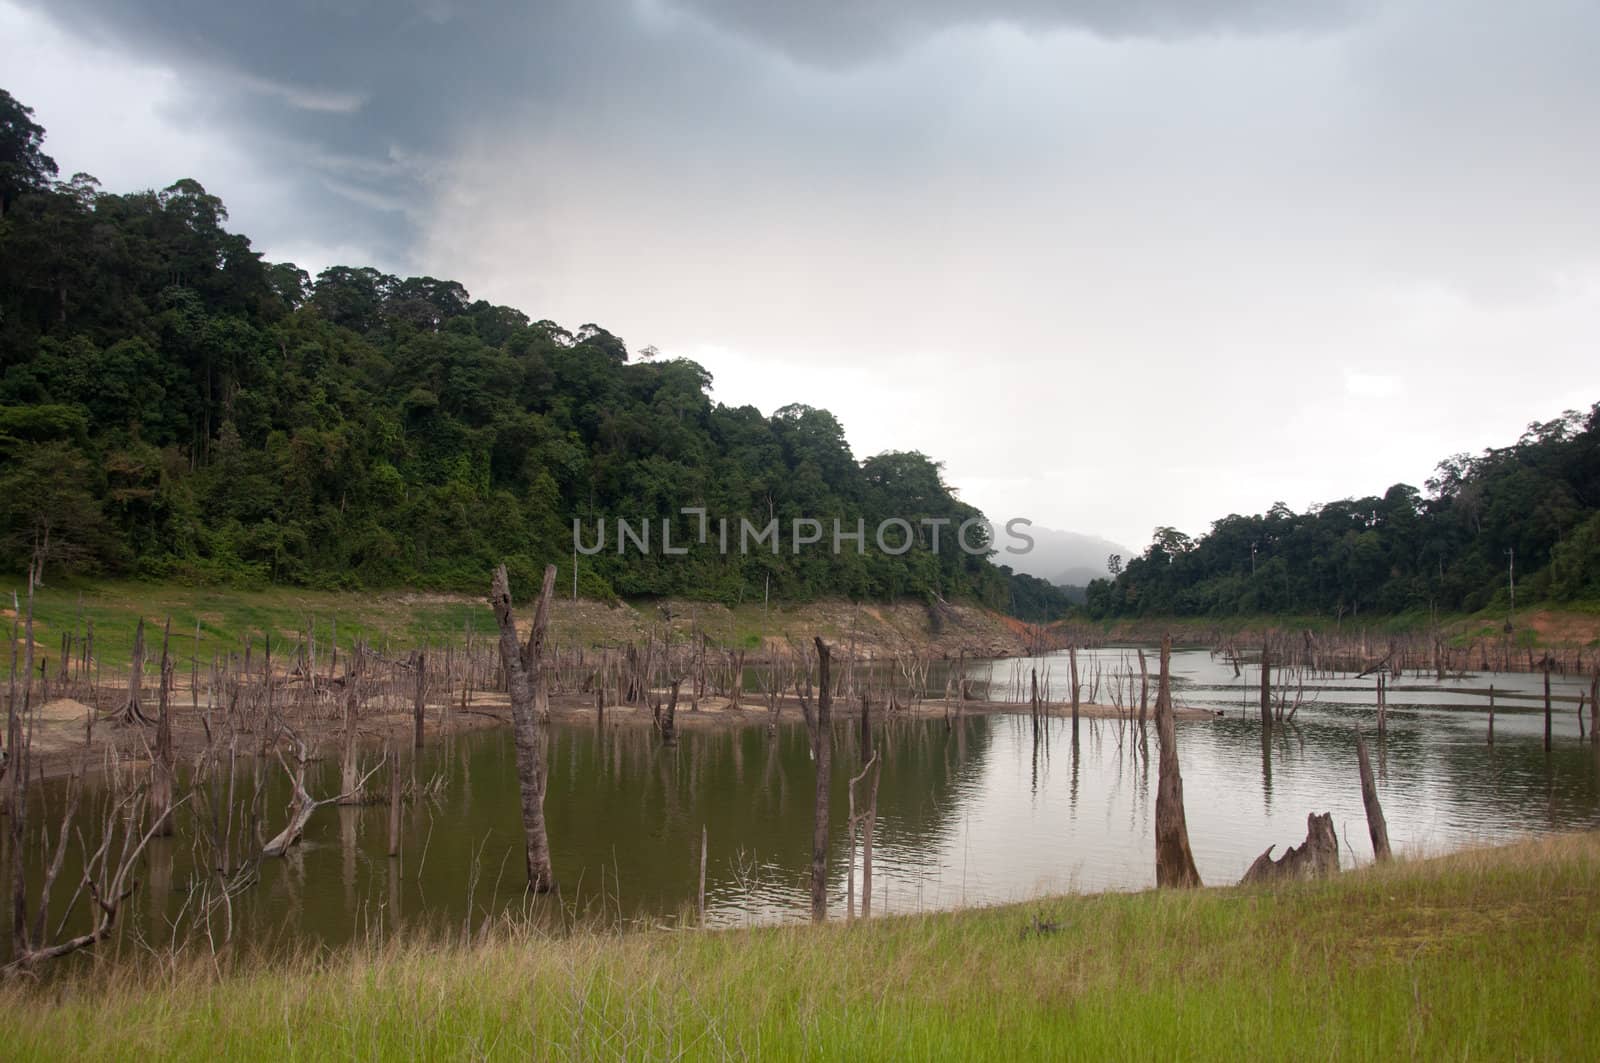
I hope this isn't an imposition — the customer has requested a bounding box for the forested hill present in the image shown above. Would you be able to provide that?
[1085,406,1600,620]
[0,89,1068,616]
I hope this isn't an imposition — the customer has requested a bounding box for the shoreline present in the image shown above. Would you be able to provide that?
[17,689,1219,783]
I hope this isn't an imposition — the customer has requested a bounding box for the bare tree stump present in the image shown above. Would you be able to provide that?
[1240,812,1339,884]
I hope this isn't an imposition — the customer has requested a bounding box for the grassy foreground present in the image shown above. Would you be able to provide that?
[4,833,1598,1060]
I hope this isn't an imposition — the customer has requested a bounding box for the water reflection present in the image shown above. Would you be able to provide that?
[12,647,1600,963]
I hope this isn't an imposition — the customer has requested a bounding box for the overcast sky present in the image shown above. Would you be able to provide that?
[4,0,1596,552]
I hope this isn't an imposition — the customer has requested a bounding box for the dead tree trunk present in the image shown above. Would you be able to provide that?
[1543,657,1553,752]
[122,617,149,724]
[1259,641,1272,730]
[1355,726,1392,862]
[413,649,427,748]
[858,692,878,918]
[151,620,175,836]
[489,563,558,893]
[1137,647,1149,728]
[1069,645,1081,739]
[846,750,880,921]
[1591,671,1599,743]
[1241,812,1339,884]
[805,637,834,922]
[730,650,745,711]
[262,734,382,857]
[655,678,682,745]
[1154,635,1202,887]
[337,649,364,804]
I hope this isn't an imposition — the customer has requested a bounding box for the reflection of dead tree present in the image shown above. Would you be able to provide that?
[1241,812,1339,884]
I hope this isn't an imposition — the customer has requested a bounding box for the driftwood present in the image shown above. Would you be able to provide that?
[1154,634,1202,887]
[1241,812,1339,884]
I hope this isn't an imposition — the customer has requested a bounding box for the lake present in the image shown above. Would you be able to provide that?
[15,646,1600,960]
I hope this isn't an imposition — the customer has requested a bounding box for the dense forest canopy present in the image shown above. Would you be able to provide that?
[0,89,1070,617]
[1085,406,1600,619]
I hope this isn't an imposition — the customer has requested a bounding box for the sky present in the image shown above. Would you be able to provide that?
[3,0,1596,554]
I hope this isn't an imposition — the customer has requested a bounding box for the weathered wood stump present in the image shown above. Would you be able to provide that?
[1240,812,1340,885]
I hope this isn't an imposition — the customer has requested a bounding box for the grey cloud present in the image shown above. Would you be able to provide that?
[667,0,1366,63]
[15,0,1366,267]
[14,0,665,266]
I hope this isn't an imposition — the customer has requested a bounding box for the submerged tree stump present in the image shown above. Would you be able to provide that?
[1240,812,1339,885]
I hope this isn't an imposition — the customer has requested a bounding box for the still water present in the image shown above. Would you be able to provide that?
[25,648,1600,956]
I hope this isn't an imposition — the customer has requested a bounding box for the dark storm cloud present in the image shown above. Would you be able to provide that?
[12,0,1363,266]
[668,0,1364,63]
[13,0,664,265]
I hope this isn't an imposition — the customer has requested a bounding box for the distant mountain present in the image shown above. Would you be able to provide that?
[1002,526,1131,588]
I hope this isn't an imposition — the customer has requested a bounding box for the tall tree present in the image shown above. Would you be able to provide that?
[0,89,57,217]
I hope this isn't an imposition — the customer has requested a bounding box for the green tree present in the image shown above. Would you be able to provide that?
[0,440,108,583]
[0,88,57,217]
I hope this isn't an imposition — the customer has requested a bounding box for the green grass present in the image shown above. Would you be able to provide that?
[3,832,1597,1059]
[3,577,501,675]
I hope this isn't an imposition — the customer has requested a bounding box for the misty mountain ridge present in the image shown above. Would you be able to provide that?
[1001,525,1130,588]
